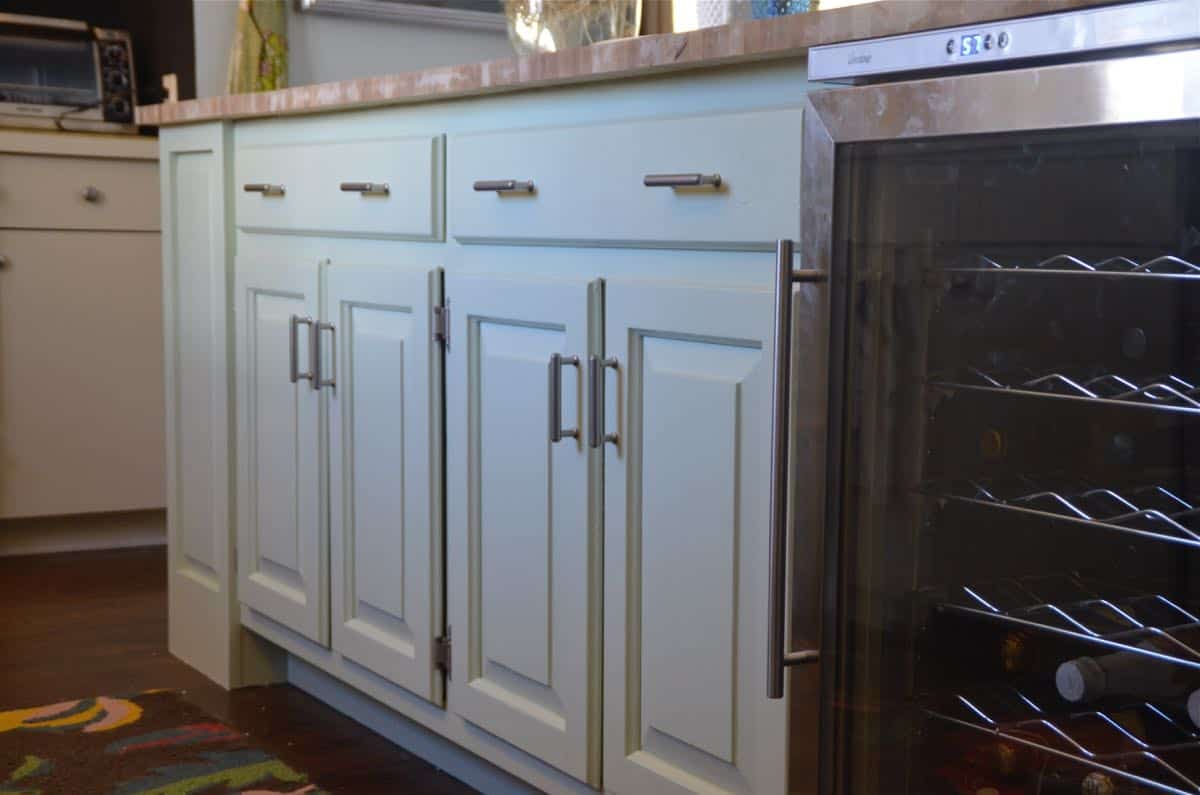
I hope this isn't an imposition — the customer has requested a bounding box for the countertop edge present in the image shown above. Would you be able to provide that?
[137,0,1120,127]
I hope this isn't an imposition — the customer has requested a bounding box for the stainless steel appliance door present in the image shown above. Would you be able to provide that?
[803,49,1200,795]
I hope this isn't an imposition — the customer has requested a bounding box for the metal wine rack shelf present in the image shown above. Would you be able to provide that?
[931,367,1200,414]
[928,687,1200,794]
[928,479,1200,549]
[946,253,1200,278]
[939,575,1200,671]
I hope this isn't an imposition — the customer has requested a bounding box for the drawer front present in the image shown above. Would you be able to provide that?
[449,108,802,248]
[235,135,444,240]
[0,154,159,231]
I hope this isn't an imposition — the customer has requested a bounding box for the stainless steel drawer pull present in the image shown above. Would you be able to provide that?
[643,173,722,189]
[767,239,827,700]
[289,315,315,385]
[548,353,580,443]
[244,183,286,196]
[473,179,535,193]
[315,322,336,389]
[339,182,390,196]
[588,355,619,449]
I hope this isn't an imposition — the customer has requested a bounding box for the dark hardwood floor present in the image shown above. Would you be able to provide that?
[0,545,478,794]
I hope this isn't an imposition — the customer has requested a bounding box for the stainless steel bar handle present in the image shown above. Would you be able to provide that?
[315,322,336,389]
[548,353,580,443]
[767,239,827,700]
[339,182,390,195]
[244,183,285,196]
[643,173,722,189]
[587,355,619,449]
[473,179,535,193]
[289,315,315,384]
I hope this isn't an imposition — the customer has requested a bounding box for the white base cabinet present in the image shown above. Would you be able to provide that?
[162,60,813,795]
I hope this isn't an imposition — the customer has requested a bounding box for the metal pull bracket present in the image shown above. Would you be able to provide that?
[244,183,286,196]
[473,179,535,193]
[339,181,390,195]
[315,322,336,389]
[289,315,315,385]
[548,353,580,443]
[767,239,827,700]
[588,355,619,449]
[643,173,722,189]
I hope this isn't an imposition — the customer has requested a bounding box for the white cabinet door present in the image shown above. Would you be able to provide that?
[326,262,444,704]
[445,273,601,786]
[603,279,785,795]
[235,257,326,645]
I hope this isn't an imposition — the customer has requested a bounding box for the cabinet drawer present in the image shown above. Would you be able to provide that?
[449,108,802,248]
[235,135,444,239]
[0,154,158,231]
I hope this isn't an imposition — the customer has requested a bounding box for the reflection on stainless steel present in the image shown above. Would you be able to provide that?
[929,688,1200,795]
[932,368,1200,413]
[941,576,1200,671]
[928,478,1200,548]
[807,49,1200,144]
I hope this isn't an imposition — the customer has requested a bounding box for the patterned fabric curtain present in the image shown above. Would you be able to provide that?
[226,0,289,94]
[641,0,674,34]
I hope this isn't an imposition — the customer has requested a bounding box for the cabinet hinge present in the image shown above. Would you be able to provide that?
[432,299,450,350]
[434,627,452,679]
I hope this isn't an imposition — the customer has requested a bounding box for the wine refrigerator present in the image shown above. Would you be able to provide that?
[778,34,1200,795]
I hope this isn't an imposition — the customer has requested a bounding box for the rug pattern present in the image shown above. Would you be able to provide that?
[0,691,325,795]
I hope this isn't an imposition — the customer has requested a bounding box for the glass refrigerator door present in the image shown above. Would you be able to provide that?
[824,120,1200,795]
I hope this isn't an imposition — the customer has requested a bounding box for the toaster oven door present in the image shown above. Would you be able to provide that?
[0,14,100,114]
[804,50,1200,795]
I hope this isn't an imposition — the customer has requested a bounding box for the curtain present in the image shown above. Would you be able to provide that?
[226,0,289,94]
[641,0,674,35]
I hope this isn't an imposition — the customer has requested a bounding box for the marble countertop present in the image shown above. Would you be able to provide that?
[137,0,1114,126]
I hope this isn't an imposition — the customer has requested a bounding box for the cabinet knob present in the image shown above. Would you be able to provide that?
[0,255,8,269]
[643,173,722,189]
[82,185,102,202]
[244,183,286,196]
[339,182,389,195]
[473,179,534,194]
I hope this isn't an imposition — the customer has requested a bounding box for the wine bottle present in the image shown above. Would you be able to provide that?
[1055,639,1200,704]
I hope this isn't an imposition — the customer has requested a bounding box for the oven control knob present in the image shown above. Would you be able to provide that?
[104,44,127,63]
[105,70,129,90]
[106,97,131,119]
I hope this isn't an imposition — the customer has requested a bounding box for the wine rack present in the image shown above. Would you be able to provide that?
[927,687,1200,794]
[939,575,1200,671]
[931,367,1200,414]
[924,479,1200,549]
[947,253,1200,277]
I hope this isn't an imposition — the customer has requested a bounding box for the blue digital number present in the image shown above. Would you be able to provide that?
[960,34,983,56]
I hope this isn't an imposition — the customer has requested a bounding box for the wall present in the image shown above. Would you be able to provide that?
[192,0,513,98]
[6,0,196,102]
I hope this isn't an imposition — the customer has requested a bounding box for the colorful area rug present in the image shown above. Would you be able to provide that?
[0,690,325,795]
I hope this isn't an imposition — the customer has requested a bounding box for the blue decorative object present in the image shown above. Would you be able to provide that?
[751,0,813,18]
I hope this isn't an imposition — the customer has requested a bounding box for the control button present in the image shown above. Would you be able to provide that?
[105,70,129,90]
[106,97,131,119]
[984,33,993,50]
[946,38,955,55]
[104,44,127,63]
[998,31,1010,49]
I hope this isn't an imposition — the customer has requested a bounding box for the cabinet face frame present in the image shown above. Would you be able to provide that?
[602,277,787,795]
[326,261,446,705]
[235,256,328,646]
[444,272,603,787]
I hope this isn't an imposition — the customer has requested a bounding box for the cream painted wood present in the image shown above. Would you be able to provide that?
[0,153,159,231]
[603,278,786,794]
[449,108,801,249]
[0,229,164,518]
[235,256,328,646]
[327,262,445,704]
[445,273,602,786]
[235,135,444,239]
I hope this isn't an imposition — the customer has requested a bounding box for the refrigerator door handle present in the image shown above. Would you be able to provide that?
[768,239,826,700]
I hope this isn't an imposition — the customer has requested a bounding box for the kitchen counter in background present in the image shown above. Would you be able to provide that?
[137,0,1115,126]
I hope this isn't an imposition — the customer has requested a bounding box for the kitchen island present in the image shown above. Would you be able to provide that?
[142,2,1114,792]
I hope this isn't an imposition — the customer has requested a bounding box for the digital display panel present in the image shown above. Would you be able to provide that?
[960,33,985,56]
